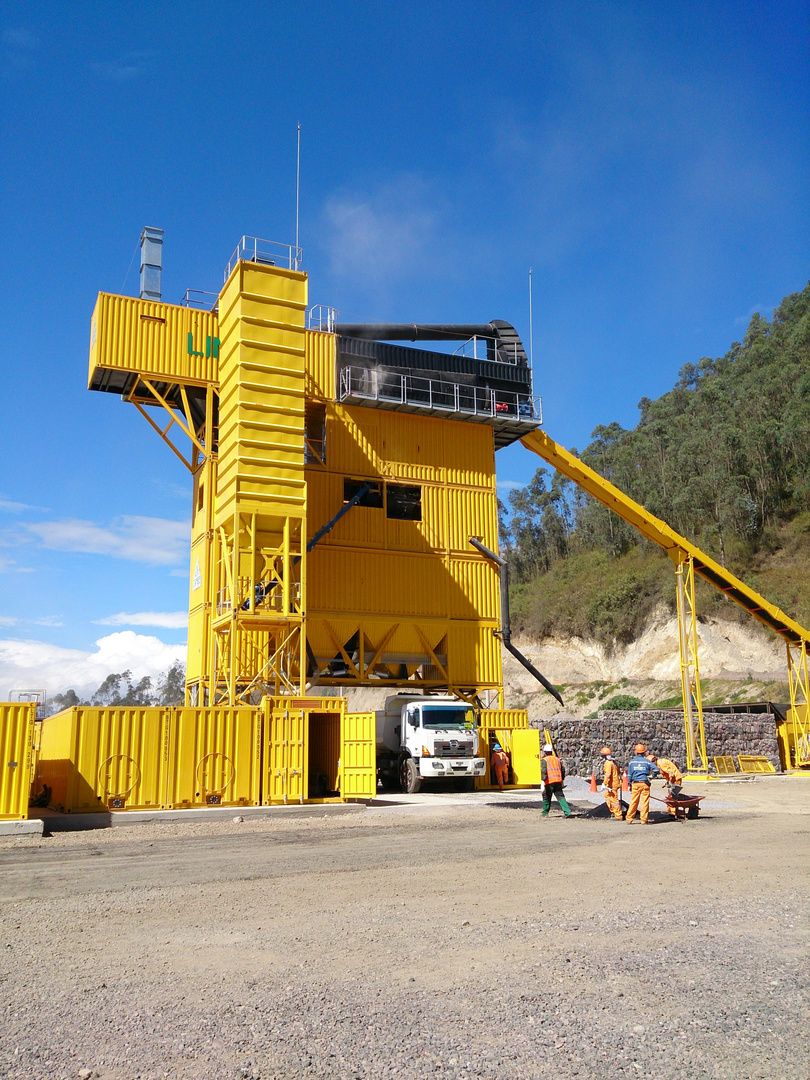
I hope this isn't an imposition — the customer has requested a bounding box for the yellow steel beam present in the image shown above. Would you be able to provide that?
[521,429,810,647]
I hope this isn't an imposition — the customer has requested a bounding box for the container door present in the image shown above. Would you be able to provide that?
[0,703,35,821]
[510,729,542,786]
[266,708,305,803]
[341,712,376,801]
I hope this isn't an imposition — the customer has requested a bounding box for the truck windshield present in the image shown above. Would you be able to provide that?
[421,706,474,729]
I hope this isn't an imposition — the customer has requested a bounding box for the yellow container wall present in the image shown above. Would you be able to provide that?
[38,708,169,812]
[0,703,35,820]
[167,707,262,807]
[88,293,219,387]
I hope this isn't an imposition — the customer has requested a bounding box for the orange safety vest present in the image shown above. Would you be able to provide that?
[544,754,563,784]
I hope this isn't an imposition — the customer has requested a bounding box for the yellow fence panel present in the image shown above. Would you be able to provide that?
[342,712,377,801]
[714,755,737,775]
[0,703,35,820]
[737,755,777,774]
[167,707,262,808]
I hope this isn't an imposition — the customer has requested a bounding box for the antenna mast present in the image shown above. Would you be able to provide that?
[295,123,301,253]
[528,267,533,366]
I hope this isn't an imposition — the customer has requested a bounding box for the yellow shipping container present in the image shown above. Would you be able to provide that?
[88,293,219,389]
[37,707,169,812]
[166,707,262,808]
[0,703,36,820]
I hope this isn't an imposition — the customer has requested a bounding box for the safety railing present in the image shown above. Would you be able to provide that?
[181,289,220,311]
[307,305,338,332]
[452,335,520,365]
[217,579,302,617]
[338,366,538,422]
[224,236,303,280]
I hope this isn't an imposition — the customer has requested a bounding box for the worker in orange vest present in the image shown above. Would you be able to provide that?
[625,743,660,824]
[600,746,623,820]
[540,744,572,817]
[647,753,683,816]
[490,742,510,791]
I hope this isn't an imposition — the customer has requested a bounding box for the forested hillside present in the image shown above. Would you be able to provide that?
[505,281,810,646]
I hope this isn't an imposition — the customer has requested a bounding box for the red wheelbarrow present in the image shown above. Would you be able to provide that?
[665,792,704,820]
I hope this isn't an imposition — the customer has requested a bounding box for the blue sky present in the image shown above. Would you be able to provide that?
[1,0,808,697]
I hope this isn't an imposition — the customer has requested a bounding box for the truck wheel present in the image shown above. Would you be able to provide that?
[399,756,422,794]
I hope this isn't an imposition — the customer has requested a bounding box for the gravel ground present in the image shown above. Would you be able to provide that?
[1,777,809,1080]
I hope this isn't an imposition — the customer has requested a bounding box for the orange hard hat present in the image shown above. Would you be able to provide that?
[634,743,646,753]
[600,746,612,756]
[646,753,656,761]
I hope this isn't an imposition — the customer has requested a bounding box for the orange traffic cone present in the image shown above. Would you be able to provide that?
[589,770,598,792]
[622,769,629,792]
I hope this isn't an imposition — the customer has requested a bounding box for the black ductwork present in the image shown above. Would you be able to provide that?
[469,537,564,707]
[335,320,528,368]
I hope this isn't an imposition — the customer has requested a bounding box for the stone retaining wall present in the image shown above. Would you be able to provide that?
[531,710,780,776]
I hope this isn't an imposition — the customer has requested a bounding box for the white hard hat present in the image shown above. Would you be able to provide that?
[542,743,554,753]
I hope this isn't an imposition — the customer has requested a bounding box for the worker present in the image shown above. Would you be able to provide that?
[647,753,683,816]
[490,742,510,791]
[625,743,660,824]
[540,743,572,817]
[600,746,623,820]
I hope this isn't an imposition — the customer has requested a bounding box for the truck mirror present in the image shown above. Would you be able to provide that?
[407,712,419,727]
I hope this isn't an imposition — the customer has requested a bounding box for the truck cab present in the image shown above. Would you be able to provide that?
[376,695,486,793]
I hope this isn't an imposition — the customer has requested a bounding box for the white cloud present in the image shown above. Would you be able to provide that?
[92,49,156,81]
[31,615,63,628]
[95,611,188,630]
[0,497,46,513]
[0,615,18,627]
[0,632,186,700]
[323,175,438,286]
[497,480,523,494]
[27,515,189,566]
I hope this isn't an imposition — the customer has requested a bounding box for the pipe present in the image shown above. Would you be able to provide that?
[335,323,497,342]
[469,537,564,707]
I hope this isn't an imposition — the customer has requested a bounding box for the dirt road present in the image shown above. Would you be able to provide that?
[1,778,809,1080]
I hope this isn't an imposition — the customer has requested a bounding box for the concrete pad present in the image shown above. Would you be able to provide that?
[32,802,366,833]
[0,818,44,837]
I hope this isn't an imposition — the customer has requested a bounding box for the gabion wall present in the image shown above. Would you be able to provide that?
[531,710,780,776]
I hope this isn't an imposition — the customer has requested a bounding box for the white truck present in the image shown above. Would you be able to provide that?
[376,694,487,794]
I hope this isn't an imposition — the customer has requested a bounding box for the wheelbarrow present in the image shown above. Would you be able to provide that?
[664,792,704,820]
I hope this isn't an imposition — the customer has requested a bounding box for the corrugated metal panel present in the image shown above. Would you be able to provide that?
[480,709,529,730]
[308,549,450,617]
[167,706,261,807]
[216,262,308,525]
[264,706,305,803]
[447,557,499,620]
[38,708,169,812]
[342,713,376,800]
[0,703,35,820]
[443,420,495,489]
[447,488,498,553]
[447,622,502,687]
[306,330,336,400]
[328,405,382,477]
[88,293,219,389]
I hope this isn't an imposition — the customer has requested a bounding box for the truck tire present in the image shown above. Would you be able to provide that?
[399,756,422,794]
